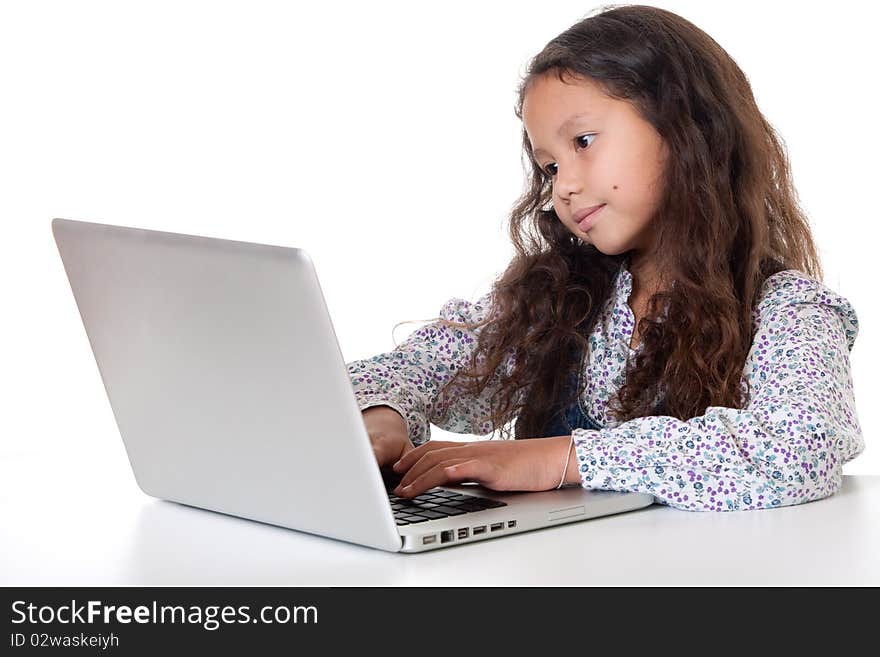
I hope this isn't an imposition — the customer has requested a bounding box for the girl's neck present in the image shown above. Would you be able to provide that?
[626,252,658,297]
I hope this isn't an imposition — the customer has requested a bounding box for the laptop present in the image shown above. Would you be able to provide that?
[51,218,656,553]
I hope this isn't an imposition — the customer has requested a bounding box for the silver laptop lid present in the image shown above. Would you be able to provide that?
[52,218,402,552]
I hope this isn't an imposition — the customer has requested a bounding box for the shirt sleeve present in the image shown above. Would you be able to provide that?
[572,271,864,511]
[346,292,508,446]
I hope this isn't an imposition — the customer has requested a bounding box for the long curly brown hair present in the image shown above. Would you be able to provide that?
[414,4,822,440]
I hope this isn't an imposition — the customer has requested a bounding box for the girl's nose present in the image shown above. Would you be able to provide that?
[553,165,584,198]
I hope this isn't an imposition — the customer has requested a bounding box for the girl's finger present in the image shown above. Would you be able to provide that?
[392,441,465,473]
[394,444,475,489]
[394,458,480,498]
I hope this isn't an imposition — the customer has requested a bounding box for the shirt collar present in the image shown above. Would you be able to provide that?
[616,256,634,298]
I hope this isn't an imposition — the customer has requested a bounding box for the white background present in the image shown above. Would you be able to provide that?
[1,0,876,483]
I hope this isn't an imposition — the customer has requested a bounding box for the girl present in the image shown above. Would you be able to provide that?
[347,4,864,512]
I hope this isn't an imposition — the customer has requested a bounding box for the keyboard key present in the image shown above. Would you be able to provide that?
[430,505,466,516]
[446,494,478,502]
[471,498,505,508]
[407,509,446,520]
[398,514,430,523]
[456,504,486,512]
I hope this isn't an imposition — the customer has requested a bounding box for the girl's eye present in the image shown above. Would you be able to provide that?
[541,134,596,178]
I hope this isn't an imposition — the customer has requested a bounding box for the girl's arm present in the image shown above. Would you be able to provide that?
[572,272,864,511]
[347,292,508,447]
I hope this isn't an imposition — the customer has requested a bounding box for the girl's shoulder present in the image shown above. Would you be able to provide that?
[754,269,859,351]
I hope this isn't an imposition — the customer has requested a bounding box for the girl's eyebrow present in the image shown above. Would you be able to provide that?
[531,112,595,158]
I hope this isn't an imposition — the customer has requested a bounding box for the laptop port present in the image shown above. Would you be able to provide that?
[508,520,516,528]
[458,528,469,539]
[473,525,486,535]
[422,534,437,545]
[490,522,503,532]
[440,530,455,544]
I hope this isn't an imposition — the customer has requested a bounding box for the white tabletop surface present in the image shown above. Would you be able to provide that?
[3,447,878,587]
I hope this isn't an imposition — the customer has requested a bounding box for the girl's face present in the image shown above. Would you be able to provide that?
[522,73,668,269]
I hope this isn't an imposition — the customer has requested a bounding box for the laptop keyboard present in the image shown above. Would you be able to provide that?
[387,487,507,526]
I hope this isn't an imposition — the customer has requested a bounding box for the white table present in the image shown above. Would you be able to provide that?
[3,449,877,586]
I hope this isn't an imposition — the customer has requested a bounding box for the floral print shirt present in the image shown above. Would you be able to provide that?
[346,259,864,512]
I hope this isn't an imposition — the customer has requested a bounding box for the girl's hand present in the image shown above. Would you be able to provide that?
[390,436,573,498]
[362,406,415,468]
